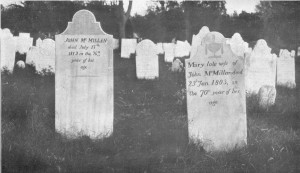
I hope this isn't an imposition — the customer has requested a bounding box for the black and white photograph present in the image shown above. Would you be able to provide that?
[1,0,300,172]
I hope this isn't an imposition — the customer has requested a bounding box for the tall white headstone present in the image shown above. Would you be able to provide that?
[136,39,158,79]
[163,43,175,62]
[190,26,210,58]
[186,31,246,151]
[277,49,296,88]
[1,28,16,72]
[55,10,114,139]
[245,40,277,94]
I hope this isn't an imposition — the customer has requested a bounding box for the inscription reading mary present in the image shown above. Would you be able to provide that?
[186,32,246,151]
[55,10,113,139]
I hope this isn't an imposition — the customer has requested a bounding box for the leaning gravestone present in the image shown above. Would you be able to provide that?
[55,10,113,139]
[277,49,296,88]
[136,39,159,79]
[185,31,246,151]
[1,28,16,72]
[245,40,277,94]
[163,43,175,62]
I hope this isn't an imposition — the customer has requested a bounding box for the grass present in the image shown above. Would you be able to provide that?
[2,52,300,173]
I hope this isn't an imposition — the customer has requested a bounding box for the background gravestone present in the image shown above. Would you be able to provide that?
[185,31,247,151]
[277,49,296,88]
[121,38,137,58]
[190,26,210,58]
[136,39,158,79]
[245,39,277,94]
[163,43,175,62]
[156,42,164,55]
[55,10,113,139]
[174,40,191,58]
[1,28,16,72]
[16,32,33,54]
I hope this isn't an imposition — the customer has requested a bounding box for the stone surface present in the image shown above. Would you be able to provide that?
[16,32,33,54]
[174,40,191,57]
[1,28,16,72]
[185,31,246,151]
[277,49,296,88]
[163,43,175,62]
[55,10,114,139]
[226,33,251,57]
[136,39,159,79]
[245,39,276,94]
[113,38,119,50]
[190,26,210,58]
[121,39,137,58]
[156,42,164,55]
[258,85,276,110]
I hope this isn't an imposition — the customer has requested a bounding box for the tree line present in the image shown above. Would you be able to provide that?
[1,1,299,53]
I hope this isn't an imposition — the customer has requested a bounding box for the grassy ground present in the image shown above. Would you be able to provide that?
[2,52,300,173]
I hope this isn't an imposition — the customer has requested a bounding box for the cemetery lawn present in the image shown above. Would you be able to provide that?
[2,53,300,173]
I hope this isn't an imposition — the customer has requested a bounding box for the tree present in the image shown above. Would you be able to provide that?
[117,0,132,38]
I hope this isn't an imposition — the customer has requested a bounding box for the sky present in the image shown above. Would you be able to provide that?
[1,0,261,15]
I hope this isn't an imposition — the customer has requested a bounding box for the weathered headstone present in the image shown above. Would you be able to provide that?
[26,46,39,66]
[174,40,191,57]
[36,38,42,47]
[55,10,114,139]
[1,28,16,72]
[171,58,183,72]
[156,42,164,55]
[121,38,137,58]
[16,32,33,54]
[258,85,276,110]
[163,43,175,62]
[36,38,55,73]
[277,49,296,88]
[245,40,277,94]
[226,33,251,57]
[190,26,210,58]
[185,31,246,151]
[136,39,158,79]
[297,47,300,56]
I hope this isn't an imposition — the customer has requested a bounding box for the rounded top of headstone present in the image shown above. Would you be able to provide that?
[280,49,294,59]
[16,60,25,68]
[198,26,210,36]
[1,28,13,38]
[203,32,225,44]
[253,39,271,54]
[59,9,111,36]
[136,39,156,55]
[226,33,249,57]
[72,10,96,24]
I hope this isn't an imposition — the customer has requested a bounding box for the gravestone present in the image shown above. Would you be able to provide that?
[113,38,119,50]
[258,85,276,110]
[297,47,300,56]
[185,31,246,151]
[55,10,113,139]
[171,59,183,72]
[26,46,39,66]
[136,39,158,79]
[121,38,137,58]
[226,33,251,57]
[1,28,16,72]
[277,49,296,88]
[36,38,42,47]
[36,38,55,73]
[16,60,25,69]
[190,26,210,58]
[245,40,277,94]
[163,43,175,62]
[174,40,191,57]
[156,42,164,55]
[16,32,33,54]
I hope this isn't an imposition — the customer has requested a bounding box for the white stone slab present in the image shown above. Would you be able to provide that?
[55,10,114,139]
[163,43,175,62]
[16,32,33,54]
[136,39,158,79]
[277,49,296,88]
[1,28,16,72]
[245,40,276,94]
[185,31,246,151]
[156,42,164,55]
[121,39,137,58]
[190,26,210,59]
